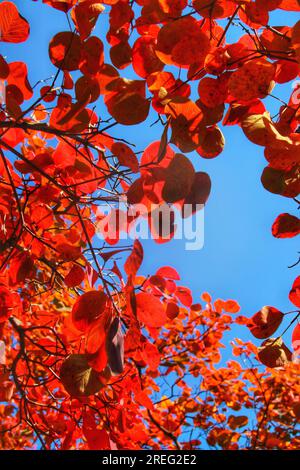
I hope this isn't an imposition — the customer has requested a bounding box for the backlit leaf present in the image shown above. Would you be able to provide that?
[248,306,283,339]
[0,2,30,43]
[162,154,195,203]
[72,290,110,332]
[60,354,104,397]
[136,292,167,327]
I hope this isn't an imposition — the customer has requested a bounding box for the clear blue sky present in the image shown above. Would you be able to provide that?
[2,1,299,349]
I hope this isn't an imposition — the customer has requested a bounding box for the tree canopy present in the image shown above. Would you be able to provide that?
[0,0,299,450]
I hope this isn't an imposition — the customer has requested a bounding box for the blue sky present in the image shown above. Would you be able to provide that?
[2,1,299,350]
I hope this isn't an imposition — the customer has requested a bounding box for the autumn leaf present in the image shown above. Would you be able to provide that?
[0,2,30,43]
[258,337,292,368]
[132,36,164,78]
[82,410,111,450]
[112,142,139,173]
[64,264,85,288]
[228,59,275,102]
[49,32,82,71]
[105,79,150,125]
[0,287,20,323]
[289,276,300,308]
[292,323,300,354]
[72,290,110,332]
[162,153,195,203]
[124,239,144,278]
[272,213,300,238]
[136,292,167,328]
[248,306,284,339]
[228,415,248,430]
[156,17,210,67]
[156,266,180,281]
[59,354,105,397]
[71,1,105,40]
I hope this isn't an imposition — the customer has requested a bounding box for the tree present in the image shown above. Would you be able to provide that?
[0,0,299,450]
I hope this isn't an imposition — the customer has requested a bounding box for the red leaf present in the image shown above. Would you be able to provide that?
[175,286,193,307]
[124,240,144,278]
[292,323,300,354]
[156,266,180,281]
[7,62,33,101]
[272,213,300,238]
[140,140,174,170]
[9,252,35,285]
[141,340,160,371]
[183,171,211,214]
[0,341,5,365]
[136,292,167,327]
[134,390,154,410]
[0,373,14,401]
[83,411,111,450]
[86,263,99,288]
[0,2,30,43]
[112,142,139,173]
[0,287,20,323]
[71,1,104,40]
[279,0,300,11]
[49,31,82,71]
[166,302,180,320]
[65,264,85,288]
[289,276,300,308]
[132,35,164,78]
[162,153,195,203]
[72,290,110,332]
[248,306,283,339]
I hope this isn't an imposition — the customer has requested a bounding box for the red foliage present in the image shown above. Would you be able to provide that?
[0,0,299,451]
